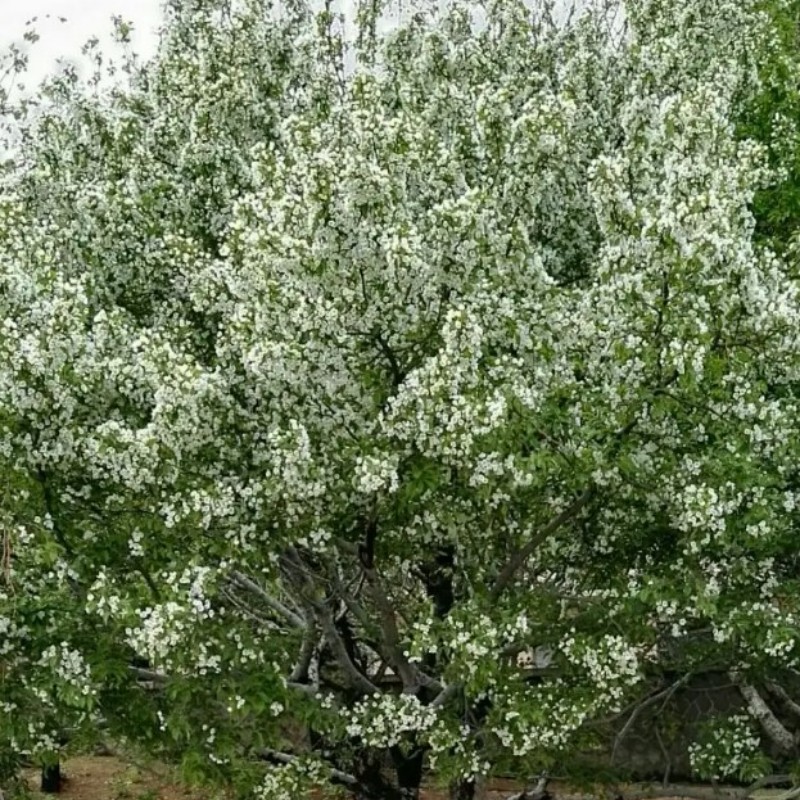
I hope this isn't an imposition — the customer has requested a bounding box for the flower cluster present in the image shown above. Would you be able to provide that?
[688,714,766,782]
[344,693,440,749]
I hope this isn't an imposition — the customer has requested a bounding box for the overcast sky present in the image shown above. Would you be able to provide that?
[2,0,598,99]
[0,0,405,93]
[2,0,163,92]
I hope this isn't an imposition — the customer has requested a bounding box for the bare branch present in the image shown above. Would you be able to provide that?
[129,666,168,683]
[318,604,381,696]
[500,778,800,800]
[290,621,321,683]
[286,681,319,696]
[431,682,461,710]
[221,587,277,628]
[334,538,442,693]
[362,563,423,691]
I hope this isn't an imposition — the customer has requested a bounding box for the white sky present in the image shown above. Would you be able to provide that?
[2,0,597,99]
[1,0,164,92]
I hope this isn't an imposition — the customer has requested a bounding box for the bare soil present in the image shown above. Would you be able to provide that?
[20,756,728,800]
[22,755,217,800]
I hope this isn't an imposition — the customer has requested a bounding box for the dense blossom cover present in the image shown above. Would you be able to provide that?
[3,0,800,797]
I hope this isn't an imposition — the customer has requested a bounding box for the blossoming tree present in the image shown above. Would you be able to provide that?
[3,0,800,797]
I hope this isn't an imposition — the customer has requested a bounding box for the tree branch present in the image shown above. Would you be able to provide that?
[229,571,305,628]
[731,672,795,753]
[129,666,168,683]
[611,675,690,764]
[768,682,800,721]
[431,682,461,710]
[257,748,357,787]
[318,604,381,696]
[362,563,423,691]
[490,487,595,601]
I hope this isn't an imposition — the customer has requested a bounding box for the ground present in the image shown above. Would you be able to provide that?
[22,755,212,800]
[19,758,554,800]
[21,756,767,800]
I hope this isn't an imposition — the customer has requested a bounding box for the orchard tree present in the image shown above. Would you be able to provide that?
[3,0,800,798]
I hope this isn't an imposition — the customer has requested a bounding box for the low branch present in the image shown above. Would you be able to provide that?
[431,682,461,709]
[514,783,789,800]
[257,748,357,786]
[129,666,168,683]
[286,681,319,696]
[335,538,442,693]
[362,563,424,691]
[290,622,320,683]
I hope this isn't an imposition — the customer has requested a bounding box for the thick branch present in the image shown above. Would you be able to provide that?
[286,681,319,696]
[335,538,441,693]
[129,666,168,683]
[318,605,381,696]
[768,682,800,721]
[362,565,421,691]
[290,621,321,683]
[431,682,461,709]
[731,672,795,753]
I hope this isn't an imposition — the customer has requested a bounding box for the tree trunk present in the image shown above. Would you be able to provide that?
[40,762,61,793]
[349,747,398,800]
[391,746,424,800]
[450,778,476,799]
